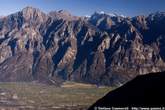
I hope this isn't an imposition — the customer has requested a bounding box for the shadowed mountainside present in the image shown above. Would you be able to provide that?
[89,71,165,109]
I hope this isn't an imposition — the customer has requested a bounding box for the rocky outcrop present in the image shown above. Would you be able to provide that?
[0,7,165,86]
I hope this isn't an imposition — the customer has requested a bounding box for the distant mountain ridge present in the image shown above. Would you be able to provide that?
[0,7,165,86]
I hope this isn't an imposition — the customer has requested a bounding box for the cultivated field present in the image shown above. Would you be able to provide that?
[0,82,114,110]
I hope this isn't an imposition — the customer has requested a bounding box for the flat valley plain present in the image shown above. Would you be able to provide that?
[0,82,113,110]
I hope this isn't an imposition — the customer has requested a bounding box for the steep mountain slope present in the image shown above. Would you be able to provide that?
[88,71,165,109]
[0,7,165,86]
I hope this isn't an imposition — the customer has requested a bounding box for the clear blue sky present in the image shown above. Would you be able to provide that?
[0,0,165,17]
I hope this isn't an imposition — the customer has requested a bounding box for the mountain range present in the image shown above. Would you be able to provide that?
[0,7,165,86]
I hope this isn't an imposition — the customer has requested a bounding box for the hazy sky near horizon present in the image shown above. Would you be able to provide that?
[0,0,165,17]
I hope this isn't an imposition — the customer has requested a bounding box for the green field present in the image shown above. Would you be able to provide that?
[0,82,114,110]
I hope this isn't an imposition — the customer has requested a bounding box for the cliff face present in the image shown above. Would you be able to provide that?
[0,7,165,86]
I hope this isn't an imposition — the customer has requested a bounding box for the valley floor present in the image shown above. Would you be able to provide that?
[0,82,113,110]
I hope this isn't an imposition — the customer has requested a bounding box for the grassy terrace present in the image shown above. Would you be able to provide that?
[0,82,114,110]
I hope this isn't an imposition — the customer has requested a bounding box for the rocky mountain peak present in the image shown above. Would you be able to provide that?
[21,6,47,24]
[149,11,165,17]
[58,10,71,16]
[22,6,38,12]
[22,6,40,17]
[49,10,79,21]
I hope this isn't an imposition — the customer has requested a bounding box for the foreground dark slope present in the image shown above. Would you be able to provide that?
[89,71,165,109]
[0,7,165,86]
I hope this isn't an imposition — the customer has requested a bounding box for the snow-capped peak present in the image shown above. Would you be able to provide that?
[100,11,105,14]
[98,11,117,17]
[107,13,117,17]
[85,15,91,18]
[120,14,126,18]
[91,11,127,18]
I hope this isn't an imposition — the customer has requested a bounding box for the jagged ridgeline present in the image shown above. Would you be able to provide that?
[0,7,165,86]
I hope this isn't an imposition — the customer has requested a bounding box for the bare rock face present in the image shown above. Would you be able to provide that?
[0,7,165,86]
[49,10,79,21]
